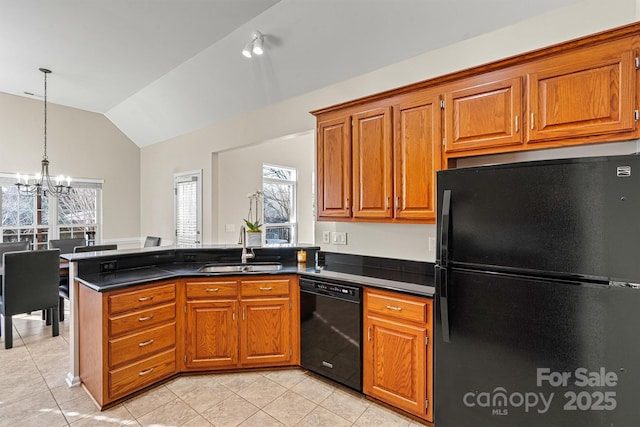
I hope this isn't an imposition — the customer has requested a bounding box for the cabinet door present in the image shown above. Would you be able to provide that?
[352,107,393,219]
[317,116,352,218]
[240,298,291,366]
[444,76,523,152]
[394,91,441,221]
[528,43,635,142]
[185,300,238,369]
[364,315,427,418]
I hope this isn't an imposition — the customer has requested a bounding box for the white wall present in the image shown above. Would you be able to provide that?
[0,92,141,246]
[140,0,640,260]
[216,131,315,245]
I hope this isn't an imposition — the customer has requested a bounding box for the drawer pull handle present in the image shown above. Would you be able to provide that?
[138,367,154,376]
[138,296,154,302]
[386,305,403,311]
[205,288,219,292]
[138,339,154,347]
[138,315,154,322]
[259,287,273,291]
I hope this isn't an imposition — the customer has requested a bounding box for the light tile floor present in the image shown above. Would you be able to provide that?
[0,305,427,426]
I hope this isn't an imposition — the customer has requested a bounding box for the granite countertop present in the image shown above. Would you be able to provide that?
[76,262,434,297]
[299,268,435,297]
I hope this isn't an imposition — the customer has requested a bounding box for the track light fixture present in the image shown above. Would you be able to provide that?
[242,31,265,58]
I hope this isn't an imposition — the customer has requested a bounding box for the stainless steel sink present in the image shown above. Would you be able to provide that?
[198,262,282,273]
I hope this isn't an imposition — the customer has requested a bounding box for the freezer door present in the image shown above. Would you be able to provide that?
[436,154,640,283]
[434,268,640,427]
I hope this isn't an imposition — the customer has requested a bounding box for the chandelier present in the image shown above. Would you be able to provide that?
[15,68,72,197]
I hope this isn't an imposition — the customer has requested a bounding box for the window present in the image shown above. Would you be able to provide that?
[263,164,297,244]
[174,170,202,247]
[57,188,100,245]
[0,175,102,249]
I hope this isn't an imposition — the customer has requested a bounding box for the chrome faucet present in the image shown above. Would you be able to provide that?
[238,225,255,264]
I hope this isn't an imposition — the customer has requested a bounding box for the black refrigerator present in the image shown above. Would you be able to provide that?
[434,154,640,427]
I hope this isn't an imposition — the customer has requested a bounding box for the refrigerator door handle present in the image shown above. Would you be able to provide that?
[436,266,451,343]
[440,190,452,267]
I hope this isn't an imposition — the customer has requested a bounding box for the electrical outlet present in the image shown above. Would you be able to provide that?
[225,224,235,233]
[322,231,331,244]
[99,260,117,273]
[332,231,347,245]
[428,237,435,253]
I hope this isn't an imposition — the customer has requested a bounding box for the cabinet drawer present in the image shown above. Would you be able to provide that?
[109,303,176,337]
[109,283,176,315]
[240,278,290,297]
[109,348,176,401]
[186,280,237,299]
[366,291,430,324]
[109,322,176,368]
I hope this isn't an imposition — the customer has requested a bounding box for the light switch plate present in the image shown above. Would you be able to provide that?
[332,231,347,245]
[322,231,331,244]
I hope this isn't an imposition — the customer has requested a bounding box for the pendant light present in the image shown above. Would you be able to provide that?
[15,68,72,197]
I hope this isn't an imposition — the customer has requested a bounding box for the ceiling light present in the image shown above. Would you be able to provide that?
[15,68,72,198]
[252,34,264,55]
[242,31,265,58]
[242,42,253,58]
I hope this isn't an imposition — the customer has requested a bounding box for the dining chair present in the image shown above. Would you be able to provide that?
[1,249,60,349]
[0,241,31,312]
[57,244,118,321]
[0,241,30,259]
[144,236,162,247]
[48,238,85,322]
[48,238,86,254]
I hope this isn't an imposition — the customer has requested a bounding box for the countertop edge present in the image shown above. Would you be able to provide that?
[76,265,434,298]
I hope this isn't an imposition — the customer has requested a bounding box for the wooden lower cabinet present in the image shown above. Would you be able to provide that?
[185,299,239,369]
[79,275,300,408]
[363,288,433,422]
[78,280,178,407]
[183,275,300,371]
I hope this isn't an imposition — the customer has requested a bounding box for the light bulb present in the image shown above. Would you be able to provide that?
[242,42,253,58]
[252,37,264,55]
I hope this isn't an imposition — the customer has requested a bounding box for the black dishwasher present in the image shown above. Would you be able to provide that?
[300,277,362,392]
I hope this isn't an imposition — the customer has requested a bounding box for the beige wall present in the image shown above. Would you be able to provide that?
[216,132,315,245]
[0,92,140,245]
[136,0,638,259]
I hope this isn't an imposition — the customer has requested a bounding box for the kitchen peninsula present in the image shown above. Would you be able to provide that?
[62,245,435,421]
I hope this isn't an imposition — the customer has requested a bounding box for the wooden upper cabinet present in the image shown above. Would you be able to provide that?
[352,107,393,219]
[528,41,636,142]
[394,91,441,220]
[444,75,523,153]
[317,116,351,218]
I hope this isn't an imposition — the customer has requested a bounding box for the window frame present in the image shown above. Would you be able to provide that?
[262,163,297,245]
[174,169,203,247]
[0,173,103,248]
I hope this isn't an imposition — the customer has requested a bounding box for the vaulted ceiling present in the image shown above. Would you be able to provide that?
[0,0,577,147]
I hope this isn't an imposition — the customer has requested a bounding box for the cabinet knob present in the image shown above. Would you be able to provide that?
[138,295,154,302]
[138,339,154,347]
[205,288,219,292]
[386,305,403,311]
[138,315,154,322]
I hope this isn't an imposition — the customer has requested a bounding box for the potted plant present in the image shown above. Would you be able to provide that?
[244,190,263,247]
